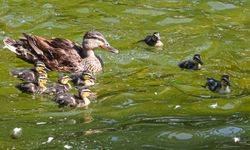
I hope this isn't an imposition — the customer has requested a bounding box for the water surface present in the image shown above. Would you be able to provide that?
[0,0,250,149]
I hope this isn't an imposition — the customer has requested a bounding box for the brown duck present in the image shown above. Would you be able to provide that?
[3,31,119,73]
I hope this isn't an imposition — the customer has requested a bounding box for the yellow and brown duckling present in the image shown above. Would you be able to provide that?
[138,32,163,47]
[3,31,119,73]
[15,73,48,94]
[203,74,231,94]
[53,87,93,108]
[11,61,49,82]
[45,74,72,95]
[178,54,203,70]
[70,71,95,86]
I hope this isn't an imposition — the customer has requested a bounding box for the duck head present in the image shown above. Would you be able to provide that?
[82,71,95,84]
[35,61,50,73]
[82,31,119,54]
[79,88,91,98]
[58,74,72,85]
[193,54,203,65]
[36,74,48,89]
[152,32,161,42]
[221,74,231,87]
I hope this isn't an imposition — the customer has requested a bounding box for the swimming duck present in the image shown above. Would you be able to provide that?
[70,71,95,86]
[53,87,93,108]
[3,31,119,73]
[178,54,203,70]
[15,73,48,94]
[11,61,49,82]
[138,32,163,47]
[45,74,72,95]
[204,74,231,94]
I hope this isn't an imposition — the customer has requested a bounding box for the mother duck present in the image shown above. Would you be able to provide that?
[3,31,119,73]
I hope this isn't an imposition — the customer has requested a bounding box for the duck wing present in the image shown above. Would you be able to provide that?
[10,68,36,81]
[178,60,195,69]
[53,93,77,107]
[4,34,84,72]
[206,78,220,92]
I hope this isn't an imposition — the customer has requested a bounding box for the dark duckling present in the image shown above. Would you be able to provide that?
[203,74,231,94]
[70,71,95,86]
[138,32,163,47]
[45,74,72,95]
[3,31,119,73]
[11,61,49,82]
[178,54,203,70]
[53,87,93,108]
[15,73,48,94]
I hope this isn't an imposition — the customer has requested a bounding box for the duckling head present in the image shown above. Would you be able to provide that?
[35,61,50,73]
[82,31,119,54]
[58,74,72,85]
[221,74,231,87]
[79,87,91,100]
[37,74,48,88]
[152,32,161,42]
[193,54,203,65]
[81,71,96,86]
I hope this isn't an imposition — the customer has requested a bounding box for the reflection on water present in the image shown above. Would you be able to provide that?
[0,0,250,149]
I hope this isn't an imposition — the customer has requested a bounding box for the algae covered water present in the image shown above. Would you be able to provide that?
[0,0,250,149]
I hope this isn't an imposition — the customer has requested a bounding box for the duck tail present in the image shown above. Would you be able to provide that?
[3,35,39,64]
[3,37,20,54]
[134,39,145,44]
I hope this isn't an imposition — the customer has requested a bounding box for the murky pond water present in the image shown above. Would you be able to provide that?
[0,0,250,149]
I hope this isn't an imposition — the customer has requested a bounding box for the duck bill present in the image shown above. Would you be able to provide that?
[44,67,51,71]
[222,78,231,86]
[106,45,119,54]
[199,60,203,65]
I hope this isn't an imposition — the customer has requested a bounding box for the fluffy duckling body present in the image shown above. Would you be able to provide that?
[138,32,163,47]
[70,71,95,86]
[3,31,119,73]
[11,61,49,82]
[178,54,203,70]
[45,74,72,95]
[15,73,48,94]
[204,75,231,94]
[53,88,93,108]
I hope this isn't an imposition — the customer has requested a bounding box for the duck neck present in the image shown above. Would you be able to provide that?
[83,97,91,105]
[80,47,95,58]
[39,84,47,92]
[86,50,95,57]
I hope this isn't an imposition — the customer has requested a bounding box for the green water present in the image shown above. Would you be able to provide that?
[0,0,250,149]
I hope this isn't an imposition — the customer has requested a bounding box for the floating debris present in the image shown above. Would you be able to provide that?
[174,105,181,109]
[233,137,240,143]
[42,137,54,144]
[64,144,72,149]
[209,103,218,108]
[36,122,47,125]
[11,127,22,139]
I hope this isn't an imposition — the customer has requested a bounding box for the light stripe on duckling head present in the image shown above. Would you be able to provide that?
[221,74,231,86]
[152,32,161,41]
[78,87,91,97]
[82,71,96,80]
[58,74,71,84]
[193,54,203,65]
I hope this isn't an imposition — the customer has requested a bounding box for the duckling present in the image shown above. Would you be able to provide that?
[204,75,231,94]
[138,32,163,47]
[178,54,203,70]
[53,87,93,108]
[45,74,72,95]
[11,61,49,82]
[3,31,119,73]
[15,73,48,94]
[70,71,95,86]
